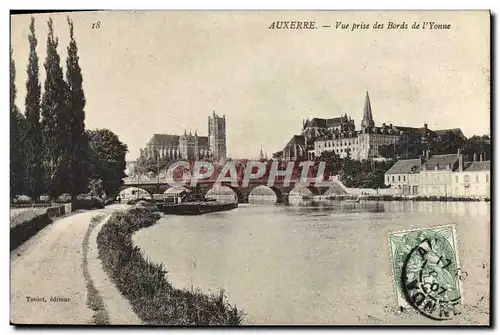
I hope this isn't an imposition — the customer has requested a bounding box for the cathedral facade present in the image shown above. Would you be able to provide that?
[140,111,227,161]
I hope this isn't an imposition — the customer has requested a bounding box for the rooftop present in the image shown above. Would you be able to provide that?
[385,159,422,175]
[434,128,466,139]
[304,116,351,129]
[463,160,490,172]
[423,154,458,171]
[285,135,306,147]
[148,134,180,145]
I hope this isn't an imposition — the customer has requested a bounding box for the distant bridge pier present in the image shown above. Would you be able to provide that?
[277,193,289,204]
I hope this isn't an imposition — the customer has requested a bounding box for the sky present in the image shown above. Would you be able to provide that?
[10,11,490,161]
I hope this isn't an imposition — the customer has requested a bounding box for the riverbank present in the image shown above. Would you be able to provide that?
[322,194,490,202]
[96,207,244,325]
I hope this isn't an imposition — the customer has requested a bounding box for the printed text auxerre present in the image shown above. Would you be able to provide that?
[268,21,317,30]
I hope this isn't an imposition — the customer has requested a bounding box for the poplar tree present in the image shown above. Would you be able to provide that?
[65,17,89,198]
[41,18,69,198]
[10,46,25,198]
[23,17,43,200]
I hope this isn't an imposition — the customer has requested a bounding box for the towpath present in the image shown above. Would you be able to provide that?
[10,204,130,325]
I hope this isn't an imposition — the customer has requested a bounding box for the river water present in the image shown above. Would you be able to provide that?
[132,200,490,325]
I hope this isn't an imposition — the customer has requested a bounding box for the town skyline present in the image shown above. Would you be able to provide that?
[10,11,490,160]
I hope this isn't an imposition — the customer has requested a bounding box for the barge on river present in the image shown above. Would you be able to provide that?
[158,201,238,215]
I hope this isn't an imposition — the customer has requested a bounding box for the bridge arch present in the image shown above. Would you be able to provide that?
[118,187,152,201]
[206,185,241,203]
[248,185,282,202]
[289,185,319,197]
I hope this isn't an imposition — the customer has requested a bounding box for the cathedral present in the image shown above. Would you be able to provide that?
[281,91,465,161]
[140,111,227,161]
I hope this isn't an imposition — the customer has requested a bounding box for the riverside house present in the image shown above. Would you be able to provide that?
[452,158,490,198]
[384,159,422,195]
[418,153,459,197]
[384,149,491,198]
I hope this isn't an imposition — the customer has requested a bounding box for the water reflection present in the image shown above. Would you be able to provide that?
[248,195,277,204]
[288,198,386,213]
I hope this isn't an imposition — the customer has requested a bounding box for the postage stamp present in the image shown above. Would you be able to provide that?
[388,225,462,320]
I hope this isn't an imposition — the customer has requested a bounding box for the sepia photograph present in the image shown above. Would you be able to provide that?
[9,10,491,326]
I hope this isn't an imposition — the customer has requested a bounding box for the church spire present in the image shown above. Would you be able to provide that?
[361,91,375,129]
[259,145,265,160]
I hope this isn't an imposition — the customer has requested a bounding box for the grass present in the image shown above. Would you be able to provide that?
[82,214,110,325]
[96,207,245,326]
[10,208,48,229]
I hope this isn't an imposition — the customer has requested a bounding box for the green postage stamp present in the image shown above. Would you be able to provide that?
[388,225,462,320]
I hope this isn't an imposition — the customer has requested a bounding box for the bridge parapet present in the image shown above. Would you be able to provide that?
[120,177,342,203]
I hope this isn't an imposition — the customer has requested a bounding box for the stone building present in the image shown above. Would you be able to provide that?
[417,153,459,197]
[452,154,490,198]
[384,158,422,195]
[283,135,308,161]
[281,91,464,162]
[384,149,491,198]
[311,92,400,160]
[140,111,227,161]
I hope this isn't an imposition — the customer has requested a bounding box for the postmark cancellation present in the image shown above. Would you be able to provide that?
[388,225,462,320]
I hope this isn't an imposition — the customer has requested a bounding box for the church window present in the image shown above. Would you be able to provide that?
[464,175,470,183]
[476,175,479,183]
[486,174,489,182]
[398,175,401,182]
[392,176,395,182]
[455,176,458,183]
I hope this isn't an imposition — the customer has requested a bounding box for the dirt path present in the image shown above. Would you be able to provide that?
[87,213,143,325]
[10,205,130,325]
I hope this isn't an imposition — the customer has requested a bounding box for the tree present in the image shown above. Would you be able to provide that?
[87,129,128,197]
[464,135,491,161]
[431,131,466,156]
[23,17,44,200]
[361,169,388,189]
[65,17,89,198]
[135,154,161,175]
[88,178,105,199]
[10,46,25,198]
[317,151,342,175]
[41,18,69,198]
[378,144,398,160]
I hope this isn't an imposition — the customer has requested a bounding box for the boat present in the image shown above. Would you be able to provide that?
[345,195,362,203]
[158,201,238,215]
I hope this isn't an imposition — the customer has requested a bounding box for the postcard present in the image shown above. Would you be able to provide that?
[10,10,490,326]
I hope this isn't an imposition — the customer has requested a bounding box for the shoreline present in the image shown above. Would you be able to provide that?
[312,195,490,202]
[95,207,244,325]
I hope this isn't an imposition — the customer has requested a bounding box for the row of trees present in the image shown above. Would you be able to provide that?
[313,150,393,189]
[379,131,491,161]
[10,17,128,201]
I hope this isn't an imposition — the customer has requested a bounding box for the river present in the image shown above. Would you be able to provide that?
[132,200,490,325]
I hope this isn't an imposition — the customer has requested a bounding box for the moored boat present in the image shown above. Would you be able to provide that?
[158,201,238,215]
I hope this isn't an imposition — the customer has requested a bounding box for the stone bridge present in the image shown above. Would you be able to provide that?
[119,177,348,203]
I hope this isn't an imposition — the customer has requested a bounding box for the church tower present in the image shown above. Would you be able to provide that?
[208,110,227,161]
[259,145,265,161]
[361,91,375,129]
